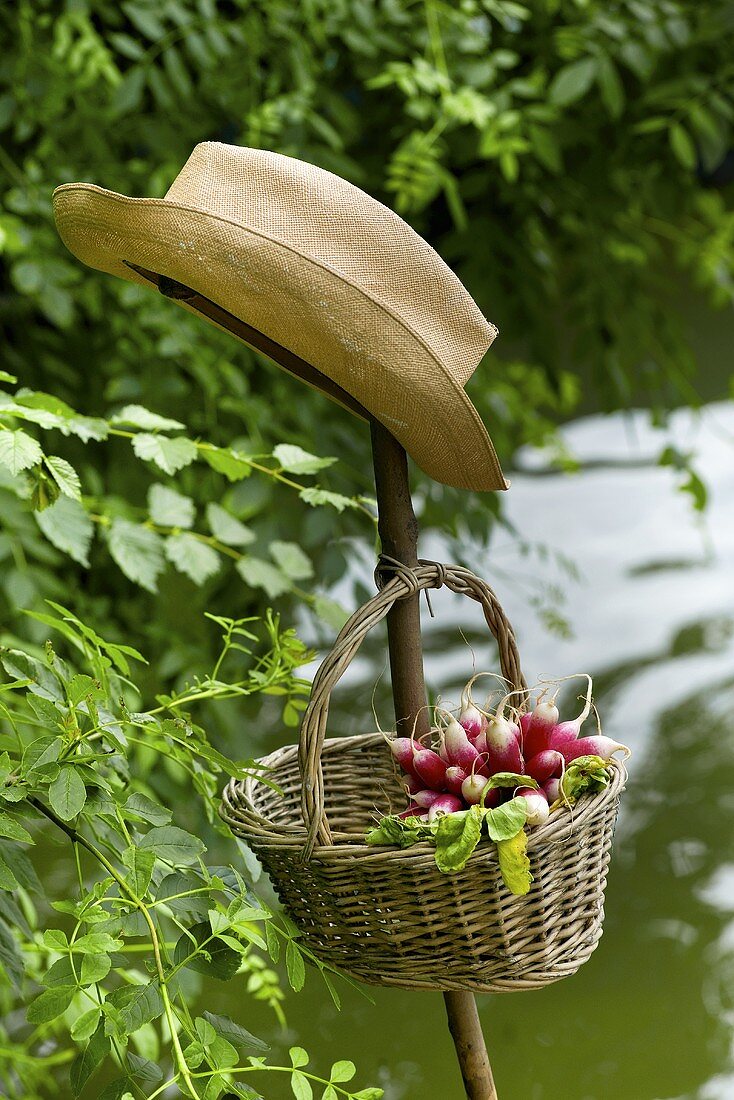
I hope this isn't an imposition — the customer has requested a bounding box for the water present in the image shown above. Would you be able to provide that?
[236,402,734,1099]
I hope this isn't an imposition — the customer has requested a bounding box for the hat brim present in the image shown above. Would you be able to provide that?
[53,184,509,492]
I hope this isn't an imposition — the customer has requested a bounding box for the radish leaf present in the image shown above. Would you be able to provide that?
[484,797,528,842]
[434,806,483,873]
[497,831,532,895]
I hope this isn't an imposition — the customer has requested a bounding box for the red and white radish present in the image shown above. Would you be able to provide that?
[543,777,562,804]
[440,713,485,771]
[397,805,426,820]
[516,786,550,826]
[522,691,560,761]
[412,789,444,809]
[526,749,564,784]
[482,693,524,775]
[412,748,448,791]
[388,737,418,777]
[561,736,629,764]
[458,681,486,741]
[445,765,470,796]
[427,794,464,822]
[546,674,595,749]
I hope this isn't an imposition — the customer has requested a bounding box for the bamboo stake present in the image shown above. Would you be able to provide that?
[370,419,498,1100]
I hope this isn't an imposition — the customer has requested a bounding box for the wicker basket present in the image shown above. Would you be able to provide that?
[221,560,626,993]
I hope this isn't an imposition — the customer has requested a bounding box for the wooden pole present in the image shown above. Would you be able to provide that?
[370,419,498,1100]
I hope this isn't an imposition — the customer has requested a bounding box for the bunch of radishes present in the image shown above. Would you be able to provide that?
[388,674,628,827]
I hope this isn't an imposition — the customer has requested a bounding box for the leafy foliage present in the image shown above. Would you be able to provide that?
[0,609,380,1099]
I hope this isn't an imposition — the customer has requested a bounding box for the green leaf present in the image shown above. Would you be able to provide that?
[126,1053,163,1086]
[43,928,68,951]
[123,793,172,826]
[122,846,156,896]
[139,825,206,865]
[174,922,242,980]
[206,502,255,546]
[106,981,164,1036]
[596,54,625,119]
[434,806,484,873]
[298,487,354,512]
[132,433,197,475]
[2,651,63,702]
[485,772,538,791]
[80,952,112,986]
[330,1060,356,1082]
[202,1011,270,1054]
[311,595,350,630]
[236,556,291,598]
[290,1047,309,1068]
[70,1021,110,1095]
[165,532,220,584]
[270,541,313,580]
[108,519,165,592]
[0,851,19,891]
[27,985,75,1024]
[669,123,696,169]
[548,58,597,106]
[0,810,33,843]
[73,932,123,955]
[484,797,528,841]
[558,756,610,806]
[45,455,82,501]
[49,767,87,820]
[71,1007,102,1042]
[155,870,210,920]
[497,830,532,895]
[352,1089,385,1098]
[202,445,252,480]
[35,496,94,566]
[0,427,43,474]
[148,484,195,528]
[273,443,337,475]
[0,919,24,987]
[291,1071,313,1100]
[111,405,184,431]
[286,939,306,991]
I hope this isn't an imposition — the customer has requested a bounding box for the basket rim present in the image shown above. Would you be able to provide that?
[221,734,627,861]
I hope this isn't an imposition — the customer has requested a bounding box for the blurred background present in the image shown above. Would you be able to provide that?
[1,1,733,1097]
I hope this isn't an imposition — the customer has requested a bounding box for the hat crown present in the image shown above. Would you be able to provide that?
[164,142,494,383]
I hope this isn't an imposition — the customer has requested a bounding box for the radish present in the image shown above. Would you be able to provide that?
[543,777,561,803]
[412,789,444,809]
[518,711,532,750]
[388,737,418,776]
[404,774,423,795]
[547,674,594,749]
[458,683,486,741]
[526,749,564,784]
[461,774,500,807]
[413,748,448,790]
[482,694,524,775]
[516,786,549,826]
[561,736,629,764]
[445,765,470,796]
[439,713,485,771]
[522,691,560,761]
[427,794,464,822]
[397,805,426,820]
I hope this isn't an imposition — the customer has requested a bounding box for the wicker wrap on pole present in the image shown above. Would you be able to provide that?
[220,561,626,993]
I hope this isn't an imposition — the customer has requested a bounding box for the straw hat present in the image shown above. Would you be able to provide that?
[53,142,507,491]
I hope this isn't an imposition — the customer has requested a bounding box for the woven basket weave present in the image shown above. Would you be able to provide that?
[221,561,626,993]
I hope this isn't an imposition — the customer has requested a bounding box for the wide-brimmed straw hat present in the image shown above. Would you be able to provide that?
[53,142,508,491]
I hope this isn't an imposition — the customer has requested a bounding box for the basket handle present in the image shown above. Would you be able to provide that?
[298,559,527,858]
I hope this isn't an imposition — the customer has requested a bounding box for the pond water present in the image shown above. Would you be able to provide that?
[235,401,734,1099]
